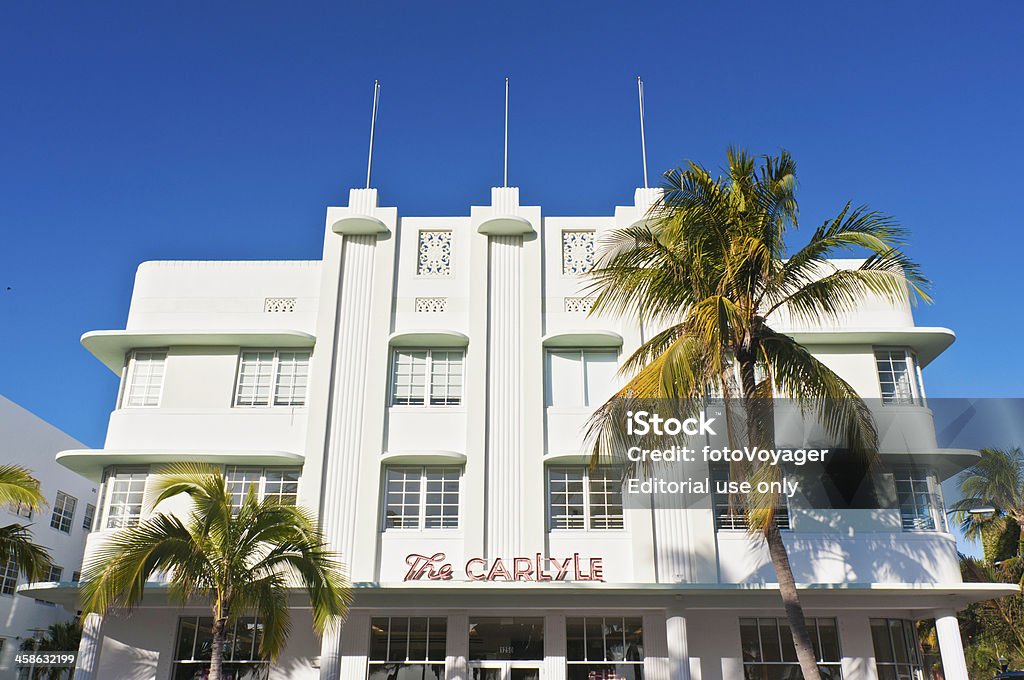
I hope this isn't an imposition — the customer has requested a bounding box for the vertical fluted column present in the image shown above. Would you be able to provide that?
[73,613,103,680]
[319,233,377,680]
[665,615,691,680]
[485,235,523,558]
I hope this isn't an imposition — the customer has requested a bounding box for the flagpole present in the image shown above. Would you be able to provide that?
[637,75,649,189]
[503,76,509,188]
[366,79,380,189]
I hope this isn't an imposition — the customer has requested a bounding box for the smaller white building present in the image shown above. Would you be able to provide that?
[0,395,97,674]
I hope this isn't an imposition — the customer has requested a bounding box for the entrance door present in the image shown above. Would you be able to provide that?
[470,661,543,680]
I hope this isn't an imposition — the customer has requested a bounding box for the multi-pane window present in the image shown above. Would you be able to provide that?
[0,560,18,595]
[871,619,924,680]
[83,503,96,531]
[102,467,148,529]
[548,467,624,530]
[173,616,268,680]
[566,617,644,680]
[45,565,63,582]
[875,349,925,406]
[382,467,460,530]
[225,467,300,509]
[369,617,447,680]
[49,491,77,533]
[123,350,166,408]
[390,349,464,406]
[711,464,790,531]
[894,467,945,531]
[72,571,81,582]
[740,617,843,679]
[545,350,618,408]
[235,350,310,407]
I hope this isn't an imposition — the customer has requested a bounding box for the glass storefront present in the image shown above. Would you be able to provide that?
[368,617,448,680]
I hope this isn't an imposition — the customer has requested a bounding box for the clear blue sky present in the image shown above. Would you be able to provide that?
[2,2,1021,455]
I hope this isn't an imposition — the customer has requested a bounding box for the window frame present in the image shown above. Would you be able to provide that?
[224,466,301,509]
[49,491,77,534]
[389,348,465,408]
[100,466,148,530]
[82,502,96,531]
[45,565,63,582]
[711,464,790,531]
[874,347,926,407]
[547,466,625,532]
[739,617,843,678]
[544,348,619,409]
[0,559,18,595]
[121,349,167,409]
[234,349,311,408]
[173,615,269,677]
[381,466,462,531]
[870,618,925,680]
[893,466,947,532]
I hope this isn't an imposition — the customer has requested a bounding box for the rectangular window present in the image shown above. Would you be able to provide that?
[566,617,644,680]
[83,503,96,531]
[391,349,463,406]
[382,467,460,530]
[45,565,63,582]
[225,466,300,509]
[0,560,18,595]
[102,467,148,529]
[894,467,945,531]
[123,350,166,408]
[548,467,624,530]
[235,350,310,407]
[545,350,618,408]
[72,571,81,582]
[740,617,842,679]
[711,464,790,531]
[871,619,924,680]
[875,349,924,406]
[49,491,77,533]
[368,617,446,680]
[469,618,544,661]
[173,615,268,679]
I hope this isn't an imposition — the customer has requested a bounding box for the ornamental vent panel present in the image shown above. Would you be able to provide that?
[414,297,448,313]
[264,297,296,313]
[564,296,596,313]
[417,230,453,276]
[562,230,596,275]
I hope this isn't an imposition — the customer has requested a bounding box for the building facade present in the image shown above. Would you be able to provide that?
[31,186,1013,680]
[1,395,96,676]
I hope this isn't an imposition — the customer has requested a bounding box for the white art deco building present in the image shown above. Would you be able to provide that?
[29,185,1014,680]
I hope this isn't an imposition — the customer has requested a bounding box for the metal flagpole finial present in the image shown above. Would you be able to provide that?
[637,75,649,189]
[366,79,381,189]
[503,76,510,188]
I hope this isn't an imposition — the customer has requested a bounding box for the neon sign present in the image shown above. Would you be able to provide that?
[403,552,604,582]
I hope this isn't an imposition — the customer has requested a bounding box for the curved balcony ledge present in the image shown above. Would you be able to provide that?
[542,330,623,348]
[57,448,305,482]
[785,327,955,367]
[389,330,470,348]
[880,447,980,480]
[477,215,535,235]
[381,450,467,465]
[330,214,390,235]
[81,329,316,372]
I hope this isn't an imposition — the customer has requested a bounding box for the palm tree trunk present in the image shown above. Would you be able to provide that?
[765,523,823,680]
[209,615,226,680]
[738,344,821,680]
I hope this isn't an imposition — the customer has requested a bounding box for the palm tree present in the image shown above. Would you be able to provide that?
[586,148,928,680]
[19,620,82,679]
[81,463,350,680]
[950,447,1024,567]
[0,464,51,582]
